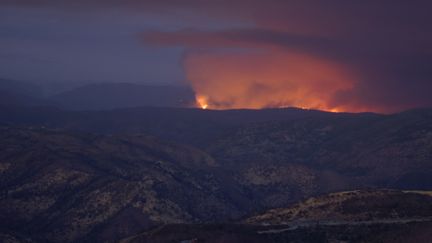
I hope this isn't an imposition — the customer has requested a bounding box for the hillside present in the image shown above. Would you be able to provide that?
[0,79,43,98]
[0,126,247,242]
[123,189,432,243]
[246,189,432,224]
[0,79,51,107]
[0,105,372,146]
[120,222,432,243]
[1,107,432,241]
[49,83,196,110]
[0,107,432,205]
[0,79,197,110]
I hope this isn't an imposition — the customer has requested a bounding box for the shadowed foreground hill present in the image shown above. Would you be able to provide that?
[0,127,247,242]
[246,189,432,224]
[1,107,432,241]
[123,189,432,243]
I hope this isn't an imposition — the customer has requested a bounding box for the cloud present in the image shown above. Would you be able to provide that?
[183,49,355,111]
[142,29,359,111]
[141,24,432,112]
[141,29,336,51]
[3,0,432,112]
[138,0,432,112]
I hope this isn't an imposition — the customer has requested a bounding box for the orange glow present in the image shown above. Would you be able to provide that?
[185,49,357,112]
[196,95,209,109]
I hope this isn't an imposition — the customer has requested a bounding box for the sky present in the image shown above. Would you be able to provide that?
[1,0,431,113]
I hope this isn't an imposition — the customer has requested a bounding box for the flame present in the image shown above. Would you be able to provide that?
[196,95,209,109]
[185,49,356,112]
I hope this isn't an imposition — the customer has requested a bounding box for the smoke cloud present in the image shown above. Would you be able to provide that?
[3,0,432,112]
[183,49,355,111]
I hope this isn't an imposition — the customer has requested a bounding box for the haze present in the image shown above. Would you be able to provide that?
[1,0,432,112]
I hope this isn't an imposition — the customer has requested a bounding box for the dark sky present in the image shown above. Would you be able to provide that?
[1,0,431,112]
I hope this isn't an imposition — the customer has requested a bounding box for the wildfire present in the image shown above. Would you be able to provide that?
[185,50,356,112]
[196,95,209,109]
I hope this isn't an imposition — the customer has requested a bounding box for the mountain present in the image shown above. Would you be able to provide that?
[0,90,50,107]
[0,79,43,98]
[49,83,196,110]
[246,189,432,224]
[120,221,432,243]
[1,106,432,241]
[206,108,432,206]
[0,126,249,242]
[0,80,197,110]
[123,189,432,243]
[1,106,432,204]
[0,79,51,107]
[0,105,370,146]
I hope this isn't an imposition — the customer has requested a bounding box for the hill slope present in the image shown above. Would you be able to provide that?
[1,107,432,241]
[49,83,196,110]
[246,189,432,224]
[0,126,247,242]
[123,189,432,243]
